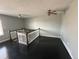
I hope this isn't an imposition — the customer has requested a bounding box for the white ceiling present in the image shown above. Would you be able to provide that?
[0,0,72,17]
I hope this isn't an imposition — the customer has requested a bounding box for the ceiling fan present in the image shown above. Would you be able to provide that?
[48,9,57,16]
[48,9,64,16]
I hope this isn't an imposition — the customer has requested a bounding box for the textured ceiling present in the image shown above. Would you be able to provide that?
[0,0,72,17]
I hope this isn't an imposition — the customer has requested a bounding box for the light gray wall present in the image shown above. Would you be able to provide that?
[24,14,62,37]
[60,0,78,59]
[0,15,25,41]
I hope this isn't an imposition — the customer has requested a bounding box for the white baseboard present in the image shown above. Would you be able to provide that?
[41,35,60,38]
[61,39,74,59]
[0,38,10,43]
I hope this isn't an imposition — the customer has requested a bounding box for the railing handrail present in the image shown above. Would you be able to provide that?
[9,28,40,47]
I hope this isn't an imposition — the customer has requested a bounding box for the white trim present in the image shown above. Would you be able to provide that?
[41,35,60,38]
[0,38,10,43]
[61,38,74,59]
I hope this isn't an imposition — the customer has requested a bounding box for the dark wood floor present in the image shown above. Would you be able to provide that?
[0,36,71,59]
